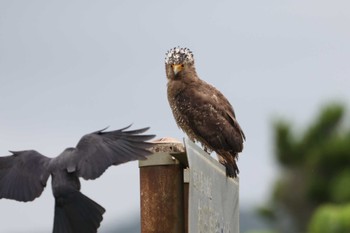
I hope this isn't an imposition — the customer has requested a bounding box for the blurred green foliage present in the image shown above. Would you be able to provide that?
[308,204,350,233]
[264,103,350,233]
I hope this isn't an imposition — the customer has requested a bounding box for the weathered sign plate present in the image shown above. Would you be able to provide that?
[185,138,239,233]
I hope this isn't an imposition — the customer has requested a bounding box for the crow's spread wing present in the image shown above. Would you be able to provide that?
[71,125,155,180]
[0,150,51,202]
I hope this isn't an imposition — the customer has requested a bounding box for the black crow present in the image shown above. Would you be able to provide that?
[0,125,155,233]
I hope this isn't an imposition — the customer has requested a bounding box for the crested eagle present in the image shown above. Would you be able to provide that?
[0,125,154,233]
[165,47,245,178]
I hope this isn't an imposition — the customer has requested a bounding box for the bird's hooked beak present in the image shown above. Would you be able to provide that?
[172,64,183,75]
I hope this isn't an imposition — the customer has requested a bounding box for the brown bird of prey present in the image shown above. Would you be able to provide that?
[0,125,154,233]
[165,47,245,178]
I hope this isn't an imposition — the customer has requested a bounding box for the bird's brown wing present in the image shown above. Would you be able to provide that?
[208,84,246,141]
[70,125,155,180]
[182,82,244,152]
[0,150,51,202]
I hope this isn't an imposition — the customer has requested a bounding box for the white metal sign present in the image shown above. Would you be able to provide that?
[185,138,239,233]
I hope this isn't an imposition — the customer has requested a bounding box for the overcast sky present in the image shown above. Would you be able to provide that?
[1,1,350,232]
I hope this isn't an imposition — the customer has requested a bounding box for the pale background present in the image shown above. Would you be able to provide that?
[1,1,349,232]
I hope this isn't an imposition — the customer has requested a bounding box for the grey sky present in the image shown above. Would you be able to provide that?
[1,1,350,232]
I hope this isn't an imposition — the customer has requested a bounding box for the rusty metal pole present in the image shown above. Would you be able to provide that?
[183,168,190,233]
[139,139,185,233]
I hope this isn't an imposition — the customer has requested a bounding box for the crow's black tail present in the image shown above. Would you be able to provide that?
[53,191,105,233]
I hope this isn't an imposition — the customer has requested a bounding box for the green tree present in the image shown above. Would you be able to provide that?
[264,103,350,233]
[308,204,350,233]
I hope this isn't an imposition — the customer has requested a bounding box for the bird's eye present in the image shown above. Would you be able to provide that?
[181,64,184,67]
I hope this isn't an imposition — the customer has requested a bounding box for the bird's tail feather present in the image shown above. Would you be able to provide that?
[53,191,105,233]
[218,153,239,178]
